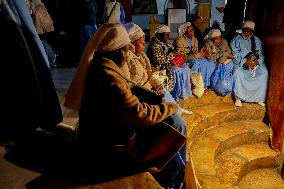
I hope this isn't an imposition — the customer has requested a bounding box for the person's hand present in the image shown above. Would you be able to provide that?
[196,47,206,58]
[143,81,152,90]
[244,60,258,69]
[227,53,234,59]
[204,48,212,59]
[154,85,164,95]
[198,48,211,59]
[251,60,259,67]
[176,105,182,116]
[58,31,67,35]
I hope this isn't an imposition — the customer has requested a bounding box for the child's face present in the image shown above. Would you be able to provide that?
[194,18,203,27]
[133,36,146,54]
[242,28,254,39]
[185,26,194,38]
[162,32,170,41]
[212,36,222,45]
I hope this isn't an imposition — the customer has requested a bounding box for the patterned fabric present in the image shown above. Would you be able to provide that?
[123,51,151,87]
[230,34,268,102]
[173,35,198,61]
[147,36,192,100]
[147,37,174,91]
[154,24,170,35]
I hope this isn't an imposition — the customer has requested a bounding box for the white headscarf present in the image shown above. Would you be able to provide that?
[242,21,255,30]
[124,22,145,42]
[154,24,170,36]
[207,29,222,39]
[64,23,131,110]
[178,22,192,36]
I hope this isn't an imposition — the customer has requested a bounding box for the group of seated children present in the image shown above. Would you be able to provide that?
[146,20,268,107]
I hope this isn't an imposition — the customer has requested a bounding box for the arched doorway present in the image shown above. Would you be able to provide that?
[164,0,191,17]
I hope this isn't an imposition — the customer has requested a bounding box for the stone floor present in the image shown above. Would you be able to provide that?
[50,67,76,96]
[0,67,163,189]
[1,67,284,189]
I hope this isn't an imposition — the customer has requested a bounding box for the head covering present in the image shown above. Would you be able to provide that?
[124,22,145,42]
[64,23,131,110]
[242,21,255,30]
[154,24,170,36]
[207,29,222,39]
[178,22,192,36]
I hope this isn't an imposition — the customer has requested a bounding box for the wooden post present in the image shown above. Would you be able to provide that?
[149,15,160,40]
[121,0,132,22]
[255,0,284,152]
[197,2,211,33]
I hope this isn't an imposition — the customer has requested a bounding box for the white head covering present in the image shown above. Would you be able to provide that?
[124,22,145,42]
[178,22,192,36]
[64,23,131,110]
[242,21,255,30]
[207,29,222,39]
[154,24,170,35]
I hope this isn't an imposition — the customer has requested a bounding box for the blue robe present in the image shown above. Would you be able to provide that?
[211,61,235,95]
[230,34,268,102]
[171,64,192,100]
[186,38,216,89]
[188,58,216,89]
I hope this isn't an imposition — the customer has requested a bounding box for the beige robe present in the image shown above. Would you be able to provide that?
[173,35,199,61]
[122,51,161,89]
[79,57,179,135]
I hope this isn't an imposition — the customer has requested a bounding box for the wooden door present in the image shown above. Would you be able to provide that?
[246,0,284,151]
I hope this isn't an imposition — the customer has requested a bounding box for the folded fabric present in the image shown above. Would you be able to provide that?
[191,71,204,98]
[171,53,186,67]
